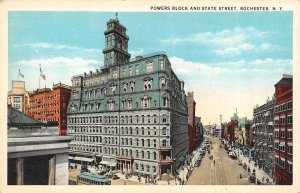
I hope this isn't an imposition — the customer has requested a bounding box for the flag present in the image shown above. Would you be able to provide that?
[19,69,24,78]
[39,64,46,80]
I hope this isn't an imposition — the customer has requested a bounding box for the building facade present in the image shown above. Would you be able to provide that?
[252,98,274,177]
[26,82,71,135]
[7,81,29,113]
[67,18,189,178]
[274,75,293,185]
[7,105,73,185]
[187,92,196,154]
[245,120,254,149]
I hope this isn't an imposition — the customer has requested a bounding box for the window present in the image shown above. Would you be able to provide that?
[153,139,157,147]
[146,62,153,73]
[136,150,139,158]
[147,139,150,147]
[123,84,127,93]
[129,66,132,76]
[153,152,157,160]
[113,68,118,79]
[153,166,156,173]
[160,60,164,70]
[136,65,139,75]
[287,161,293,172]
[153,115,157,123]
[162,140,167,147]
[160,78,166,89]
[287,144,293,155]
[163,97,168,107]
[128,100,132,110]
[279,143,285,152]
[122,67,126,77]
[142,96,150,108]
[144,80,152,90]
[141,151,144,158]
[147,151,150,159]
[162,127,167,135]
[287,130,293,139]
[121,100,126,110]
[130,82,135,92]
[141,139,144,146]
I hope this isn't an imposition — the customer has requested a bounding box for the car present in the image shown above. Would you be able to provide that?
[229,152,237,159]
[195,161,200,167]
[112,174,120,180]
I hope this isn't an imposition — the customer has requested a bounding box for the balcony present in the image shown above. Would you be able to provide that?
[158,146,172,151]
[116,155,134,161]
[158,158,173,164]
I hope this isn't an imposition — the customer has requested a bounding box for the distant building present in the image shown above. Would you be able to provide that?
[187,92,196,153]
[253,97,274,177]
[26,82,71,135]
[245,120,254,149]
[274,74,293,185]
[195,116,204,145]
[7,81,29,113]
[67,17,189,178]
[7,105,73,185]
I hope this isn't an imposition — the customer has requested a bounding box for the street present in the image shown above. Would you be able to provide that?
[187,136,250,185]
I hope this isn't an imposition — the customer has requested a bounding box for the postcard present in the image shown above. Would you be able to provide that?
[0,0,299,193]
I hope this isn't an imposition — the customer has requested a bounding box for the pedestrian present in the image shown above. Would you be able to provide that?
[249,160,250,164]
[213,160,215,166]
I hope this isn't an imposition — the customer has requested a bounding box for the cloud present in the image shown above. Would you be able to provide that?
[260,43,272,50]
[161,26,268,47]
[213,43,255,56]
[169,56,292,78]
[129,48,144,57]
[17,57,101,68]
[253,58,292,67]
[25,42,100,53]
[169,56,228,76]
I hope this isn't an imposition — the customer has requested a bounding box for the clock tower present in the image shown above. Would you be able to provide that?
[102,14,131,68]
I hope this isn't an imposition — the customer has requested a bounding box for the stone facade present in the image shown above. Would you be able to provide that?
[7,81,29,113]
[67,17,189,177]
[253,98,274,177]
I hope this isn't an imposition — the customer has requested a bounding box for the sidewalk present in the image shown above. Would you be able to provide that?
[234,149,275,184]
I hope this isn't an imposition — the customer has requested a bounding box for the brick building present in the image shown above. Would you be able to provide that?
[26,82,71,135]
[187,92,196,154]
[274,74,293,185]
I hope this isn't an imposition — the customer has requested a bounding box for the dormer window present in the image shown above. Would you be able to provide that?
[146,62,153,73]
[160,78,166,90]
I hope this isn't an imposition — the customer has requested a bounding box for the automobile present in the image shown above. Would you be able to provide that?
[229,152,237,159]
[112,174,120,180]
[81,168,90,173]
[238,160,243,165]
[249,173,256,183]
[195,161,200,167]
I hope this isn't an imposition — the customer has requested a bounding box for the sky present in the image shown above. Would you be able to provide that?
[8,11,293,125]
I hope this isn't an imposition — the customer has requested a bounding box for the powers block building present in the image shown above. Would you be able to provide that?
[67,17,189,178]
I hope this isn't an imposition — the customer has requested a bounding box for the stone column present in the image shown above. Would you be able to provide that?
[48,156,56,185]
[16,158,24,185]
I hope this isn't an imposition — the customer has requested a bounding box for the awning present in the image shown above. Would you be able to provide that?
[99,161,109,165]
[287,160,292,164]
[68,156,74,160]
[81,157,94,162]
[268,122,273,126]
[274,116,279,120]
[108,162,117,167]
[73,157,94,162]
